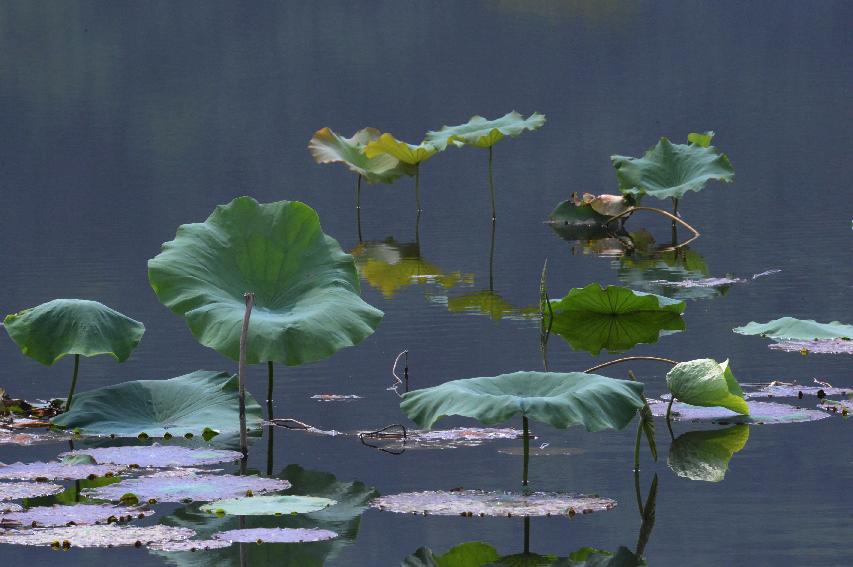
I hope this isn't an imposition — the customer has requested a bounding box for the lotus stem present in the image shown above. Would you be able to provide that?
[633,419,643,472]
[65,354,80,410]
[238,292,255,459]
[415,165,421,212]
[488,146,496,220]
[665,396,675,440]
[523,516,530,555]
[584,356,678,374]
[605,206,700,247]
[672,197,679,217]
[522,416,530,486]
[489,219,496,292]
[266,403,274,477]
[633,470,644,517]
[267,361,274,404]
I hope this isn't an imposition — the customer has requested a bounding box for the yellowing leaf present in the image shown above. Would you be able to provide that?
[363,133,438,165]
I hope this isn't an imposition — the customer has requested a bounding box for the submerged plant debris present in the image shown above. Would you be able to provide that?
[0,503,153,527]
[199,495,337,516]
[87,472,291,503]
[371,490,616,517]
[0,481,64,500]
[0,461,125,481]
[61,445,244,468]
[0,524,195,548]
[649,399,830,424]
[212,527,338,543]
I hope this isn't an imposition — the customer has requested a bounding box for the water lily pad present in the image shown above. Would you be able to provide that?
[743,383,851,399]
[0,427,73,446]
[212,527,338,543]
[1,503,22,513]
[818,400,852,416]
[425,111,545,150]
[0,482,64,500]
[733,317,853,341]
[51,370,262,438]
[200,495,336,516]
[768,339,853,355]
[372,490,616,517]
[649,399,830,424]
[87,473,291,503]
[0,524,195,548]
[0,461,124,481]
[361,428,521,451]
[668,425,749,482]
[0,503,153,527]
[61,445,243,468]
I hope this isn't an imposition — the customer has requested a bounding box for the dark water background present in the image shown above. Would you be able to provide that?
[0,2,851,565]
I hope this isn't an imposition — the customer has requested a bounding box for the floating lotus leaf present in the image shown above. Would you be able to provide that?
[401,371,645,431]
[308,127,413,183]
[668,425,750,482]
[0,524,195,548]
[2,299,145,365]
[0,427,72,446]
[87,473,291,503]
[51,370,262,438]
[213,527,337,543]
[666,359,749,415]
[0,461,124,481]
[61,445,243,468]
[1,503,22,513]
[743,383,851,399]
[733,317,853,341]
[148,196,383,365]
[547,201,613,241]
[546,284,685,355]
[611,137,734,200]
[425,111,546,150]
[649,399,829,424]
[372,490,616,517]
[769,339,853,355]
[687,131,715,147]
[0,503,153,527]
[447,291,538,321]
[200,495,336,516]
[363,134,438,165]
[0,481,63,500]
[360,427,520,452]
[148,538,232,552]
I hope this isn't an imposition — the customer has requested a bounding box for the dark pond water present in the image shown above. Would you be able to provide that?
[1,2,851,565]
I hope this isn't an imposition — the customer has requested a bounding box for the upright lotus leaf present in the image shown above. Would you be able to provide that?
[401,371,645,431]
[665,359,749,415]
[668,425,749,482]
[148,197,383,366]
[733,317,853,341]
[546,284,686,355]
[51,370,263,438]
[611,137,734,200]
[307,127,413,183]
[364,133,438,165]
[424,111,546,151]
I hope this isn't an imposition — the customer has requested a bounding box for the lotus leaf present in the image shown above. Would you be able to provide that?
[687,131,715,147]
[743,383,851,399]
[2,298,145,365]
[364,134,438,165]
[668,425,749,482]
[649,399,829,424]
[372,490,616,517]
[148,196,382,365]
[769,339,853,355]
[611,137,734,200]
[200,495,336,516]
[0,460,124,481]
[87,472,291,503]
[51,370,262,438]
[546,284,685,354]
[1,482,64,500]
[61,445,244,468]
[547,200,613,241]
[308,127,413,183]
[0,503,153,527]
[148,539,232,552]
[733,317,853,341]
[1,503,22,513]
[0,524,196,548]
[211,527,337,543]
[665,359,749,415]
[402,542,501,567]
[424,111,546,151]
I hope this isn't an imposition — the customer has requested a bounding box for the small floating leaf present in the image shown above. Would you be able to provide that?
[371,490,616,517]
[666,359,749,415]
[649,399,829,424]
[0,524,195,548]
[212,527,338,543]
[61,445,243,468]
[668,425,749,482]
[200,495,336,516]
[0,504,153,527]
[424,111,545,150]
[87,473,291,503]
[0,481,64,501]
[0,461,124,481]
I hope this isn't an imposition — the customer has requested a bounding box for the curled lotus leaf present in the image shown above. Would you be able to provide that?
[0,481,64,500]
[0,503,153,527]
[61,445,244,468]
[666,359,749,415]
[51,370,262,438]
[668,425,750,482]
[401,371,645,431]
[148,197,383,365]
[364,133,438,165]
[424,111,546,150]
[0,524,195,548]
[87,472,291,503]
[733,317,853,341]
[307,127,413,183]
[212,527,338,543]
[649,399,830,424]
[371,490,616,517]
[611,136,734,200]
[3,299,145,365]
[769,339,853,355]
[0,461,125,481]
[687,131,715,147]
[200,495,337,516]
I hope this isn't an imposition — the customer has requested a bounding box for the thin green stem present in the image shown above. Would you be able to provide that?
[584,356,678,374]
[633,470,644,517]
[415,165,421,212]
[633,419,643,472]
[523,516,530,554]
[665,396,675,440]
[266,402,274,476]
[488,146,496,220]
[238,293,255,458]
[66,354,80,410]
[522,416,530,486]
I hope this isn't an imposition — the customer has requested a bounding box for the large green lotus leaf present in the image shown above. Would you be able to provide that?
[400,371,645,431]
[200,495,336,516]
[425,111,546,151]
[364,133,438,165]
[148,196,383,365]
[733,317,853,341]
[546,284,685,355]
[307,127,414,183]
[611,137,734,200]
[51,370,263,438]
[668,425,749,482]
[665,359,749,415]
[3,299,145,365]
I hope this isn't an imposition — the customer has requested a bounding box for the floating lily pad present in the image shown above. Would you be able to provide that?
[87,473,291,503]
[1,503,22,513]
[0,461,124,481]
[0,524,195,548]
[668,425,750,482]
[200,495,336,516]
[0,503,153,527]
[0,481,64,500]
[212,527,338,543]
[371,490,616,517]
[147,538,232,552]
[768,339,853,355]
[743,383,851,399]
[61,445,243,468]
[649,399,830,424]
[733,317,853,341]
[0,426,74,446]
